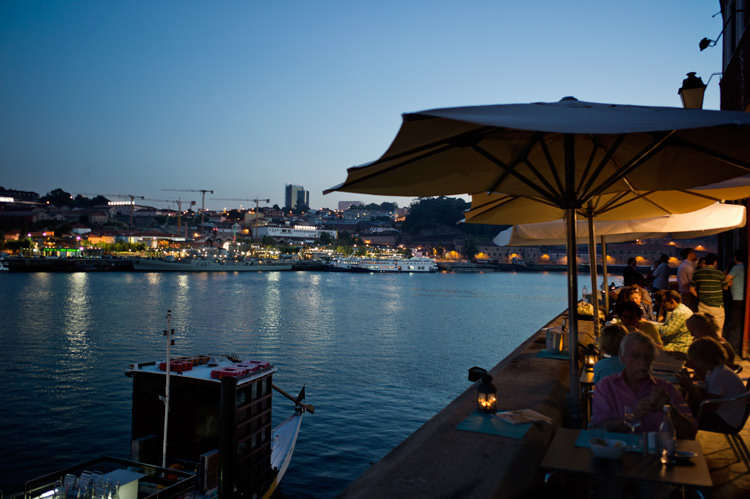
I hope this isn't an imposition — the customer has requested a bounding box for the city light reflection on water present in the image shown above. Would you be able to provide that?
[0,270,570,497]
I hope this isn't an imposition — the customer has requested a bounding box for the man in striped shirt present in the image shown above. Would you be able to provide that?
[689,253,729,334]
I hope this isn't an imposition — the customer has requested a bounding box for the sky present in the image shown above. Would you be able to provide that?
[0,1,726,211]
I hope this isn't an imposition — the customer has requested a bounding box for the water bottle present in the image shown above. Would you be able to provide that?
[658,404,676,465]
[582,285,589,302]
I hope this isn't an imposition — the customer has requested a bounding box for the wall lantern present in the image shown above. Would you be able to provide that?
[678,72,706,109]
[476,374,497,413]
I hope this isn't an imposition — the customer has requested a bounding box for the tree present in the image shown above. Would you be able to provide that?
[462,236,478,261]
[317,231,333,245]
[41,188,75,207]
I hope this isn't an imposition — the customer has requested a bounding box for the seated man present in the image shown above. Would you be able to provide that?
[658,290,693,354]
[616,301,663,347]
[591,331,697,438]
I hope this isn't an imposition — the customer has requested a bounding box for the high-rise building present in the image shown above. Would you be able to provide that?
[284,184,309,210]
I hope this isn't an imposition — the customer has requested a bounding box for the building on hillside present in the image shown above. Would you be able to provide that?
[253,224,336,243]
[285,184,309,210]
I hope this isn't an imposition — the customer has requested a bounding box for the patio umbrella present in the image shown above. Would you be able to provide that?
[492,202,746,247]
[467,180,750,330]
[491,202,747,318]
[324,97,750,420]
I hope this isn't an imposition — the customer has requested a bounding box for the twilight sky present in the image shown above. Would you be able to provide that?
[0,1,724,211]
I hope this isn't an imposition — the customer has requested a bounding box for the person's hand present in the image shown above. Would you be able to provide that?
[650,387,670,408]
[677,369,693,391]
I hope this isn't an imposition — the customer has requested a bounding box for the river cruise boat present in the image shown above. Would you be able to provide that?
[13,354,308,499]
[327,256,438,273]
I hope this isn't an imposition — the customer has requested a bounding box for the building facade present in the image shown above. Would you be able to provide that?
[284,184,309,210]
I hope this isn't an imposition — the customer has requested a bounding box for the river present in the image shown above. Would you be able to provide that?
[0,270,577,497]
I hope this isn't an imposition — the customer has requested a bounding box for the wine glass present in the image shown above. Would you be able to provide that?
[624,405,642,449]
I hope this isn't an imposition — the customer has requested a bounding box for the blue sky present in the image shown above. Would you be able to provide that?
[0,1,724,211]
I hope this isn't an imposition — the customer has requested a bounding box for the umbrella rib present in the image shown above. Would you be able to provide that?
[588,131,674,198]
[576,139,599,195]
[473,141,561,202]
[667,136,750,172]
[579,134,626,199]
[538,138,566,197]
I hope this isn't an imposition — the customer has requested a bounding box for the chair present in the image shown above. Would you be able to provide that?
[696,378,750,472]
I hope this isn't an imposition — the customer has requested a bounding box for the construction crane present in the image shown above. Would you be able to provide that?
[77,193,145,229]
[162,189,214,233]
[142,198,197,233]
[213,197,270,210]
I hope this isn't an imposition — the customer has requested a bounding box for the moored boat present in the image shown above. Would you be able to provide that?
[11,312,309,499]
[327,256,438,273]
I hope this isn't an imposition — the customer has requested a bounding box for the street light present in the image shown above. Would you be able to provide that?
[678,72,722,109]
[678,72,707,109]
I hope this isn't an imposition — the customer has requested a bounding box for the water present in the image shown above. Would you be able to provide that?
[0,270,571,497]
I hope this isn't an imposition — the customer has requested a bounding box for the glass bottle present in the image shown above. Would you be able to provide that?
[658,404,676,465]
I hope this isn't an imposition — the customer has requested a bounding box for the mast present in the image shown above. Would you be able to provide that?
[161,310,174,468]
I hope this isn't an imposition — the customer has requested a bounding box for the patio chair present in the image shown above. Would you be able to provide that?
[696,378,750,472]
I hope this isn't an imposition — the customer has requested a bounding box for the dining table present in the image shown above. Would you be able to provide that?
[540,428,712,490]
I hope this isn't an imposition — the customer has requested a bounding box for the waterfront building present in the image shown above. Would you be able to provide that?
[253,224,336,243]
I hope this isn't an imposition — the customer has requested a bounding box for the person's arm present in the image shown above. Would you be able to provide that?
[591,379,630,432]
[664,383,698,438]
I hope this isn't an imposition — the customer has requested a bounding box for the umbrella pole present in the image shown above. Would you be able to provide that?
[587,213,600,337]
[601,236,609,317]
[564,135,581,426]
[566,207,581,426]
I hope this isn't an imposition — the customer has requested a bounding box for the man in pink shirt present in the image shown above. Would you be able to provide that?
[591,331,696,438]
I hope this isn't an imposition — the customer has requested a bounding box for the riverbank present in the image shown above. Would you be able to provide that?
[2,256,638,276]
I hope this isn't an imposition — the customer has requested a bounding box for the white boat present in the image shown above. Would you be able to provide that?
[328,256,438,273]
[0,259,8,271]
[132,255,292,272]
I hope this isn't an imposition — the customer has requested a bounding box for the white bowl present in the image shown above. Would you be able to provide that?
[589,438,626,459]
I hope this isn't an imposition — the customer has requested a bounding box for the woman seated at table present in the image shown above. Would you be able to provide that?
[615,285,654,321]
[615,301,663,347]
[591,331,696,438]
[685,313,736,367]
[678,337,746,433]
[593,323,627,383]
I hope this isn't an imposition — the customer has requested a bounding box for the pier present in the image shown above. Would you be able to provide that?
[340,314,750,498]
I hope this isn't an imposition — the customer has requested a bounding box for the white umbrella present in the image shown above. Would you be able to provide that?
[493,202,746,246]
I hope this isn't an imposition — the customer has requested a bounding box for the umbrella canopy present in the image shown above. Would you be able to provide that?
[493,202,746,246]
[465,175,750,225]
[325,97,750,423]
[325,98,750,201]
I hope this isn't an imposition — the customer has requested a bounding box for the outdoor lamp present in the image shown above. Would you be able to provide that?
[583,344,599,372]
[476,374,497,413]
[678,72,706,109]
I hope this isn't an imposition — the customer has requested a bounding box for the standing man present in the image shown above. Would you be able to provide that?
[649,254,670,291]
[623,257,644,287]
[690,253,730,334]
[726,250,746,353]
[678,248,698,311]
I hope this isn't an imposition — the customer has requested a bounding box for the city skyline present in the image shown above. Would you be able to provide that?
[1,2,723,211]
